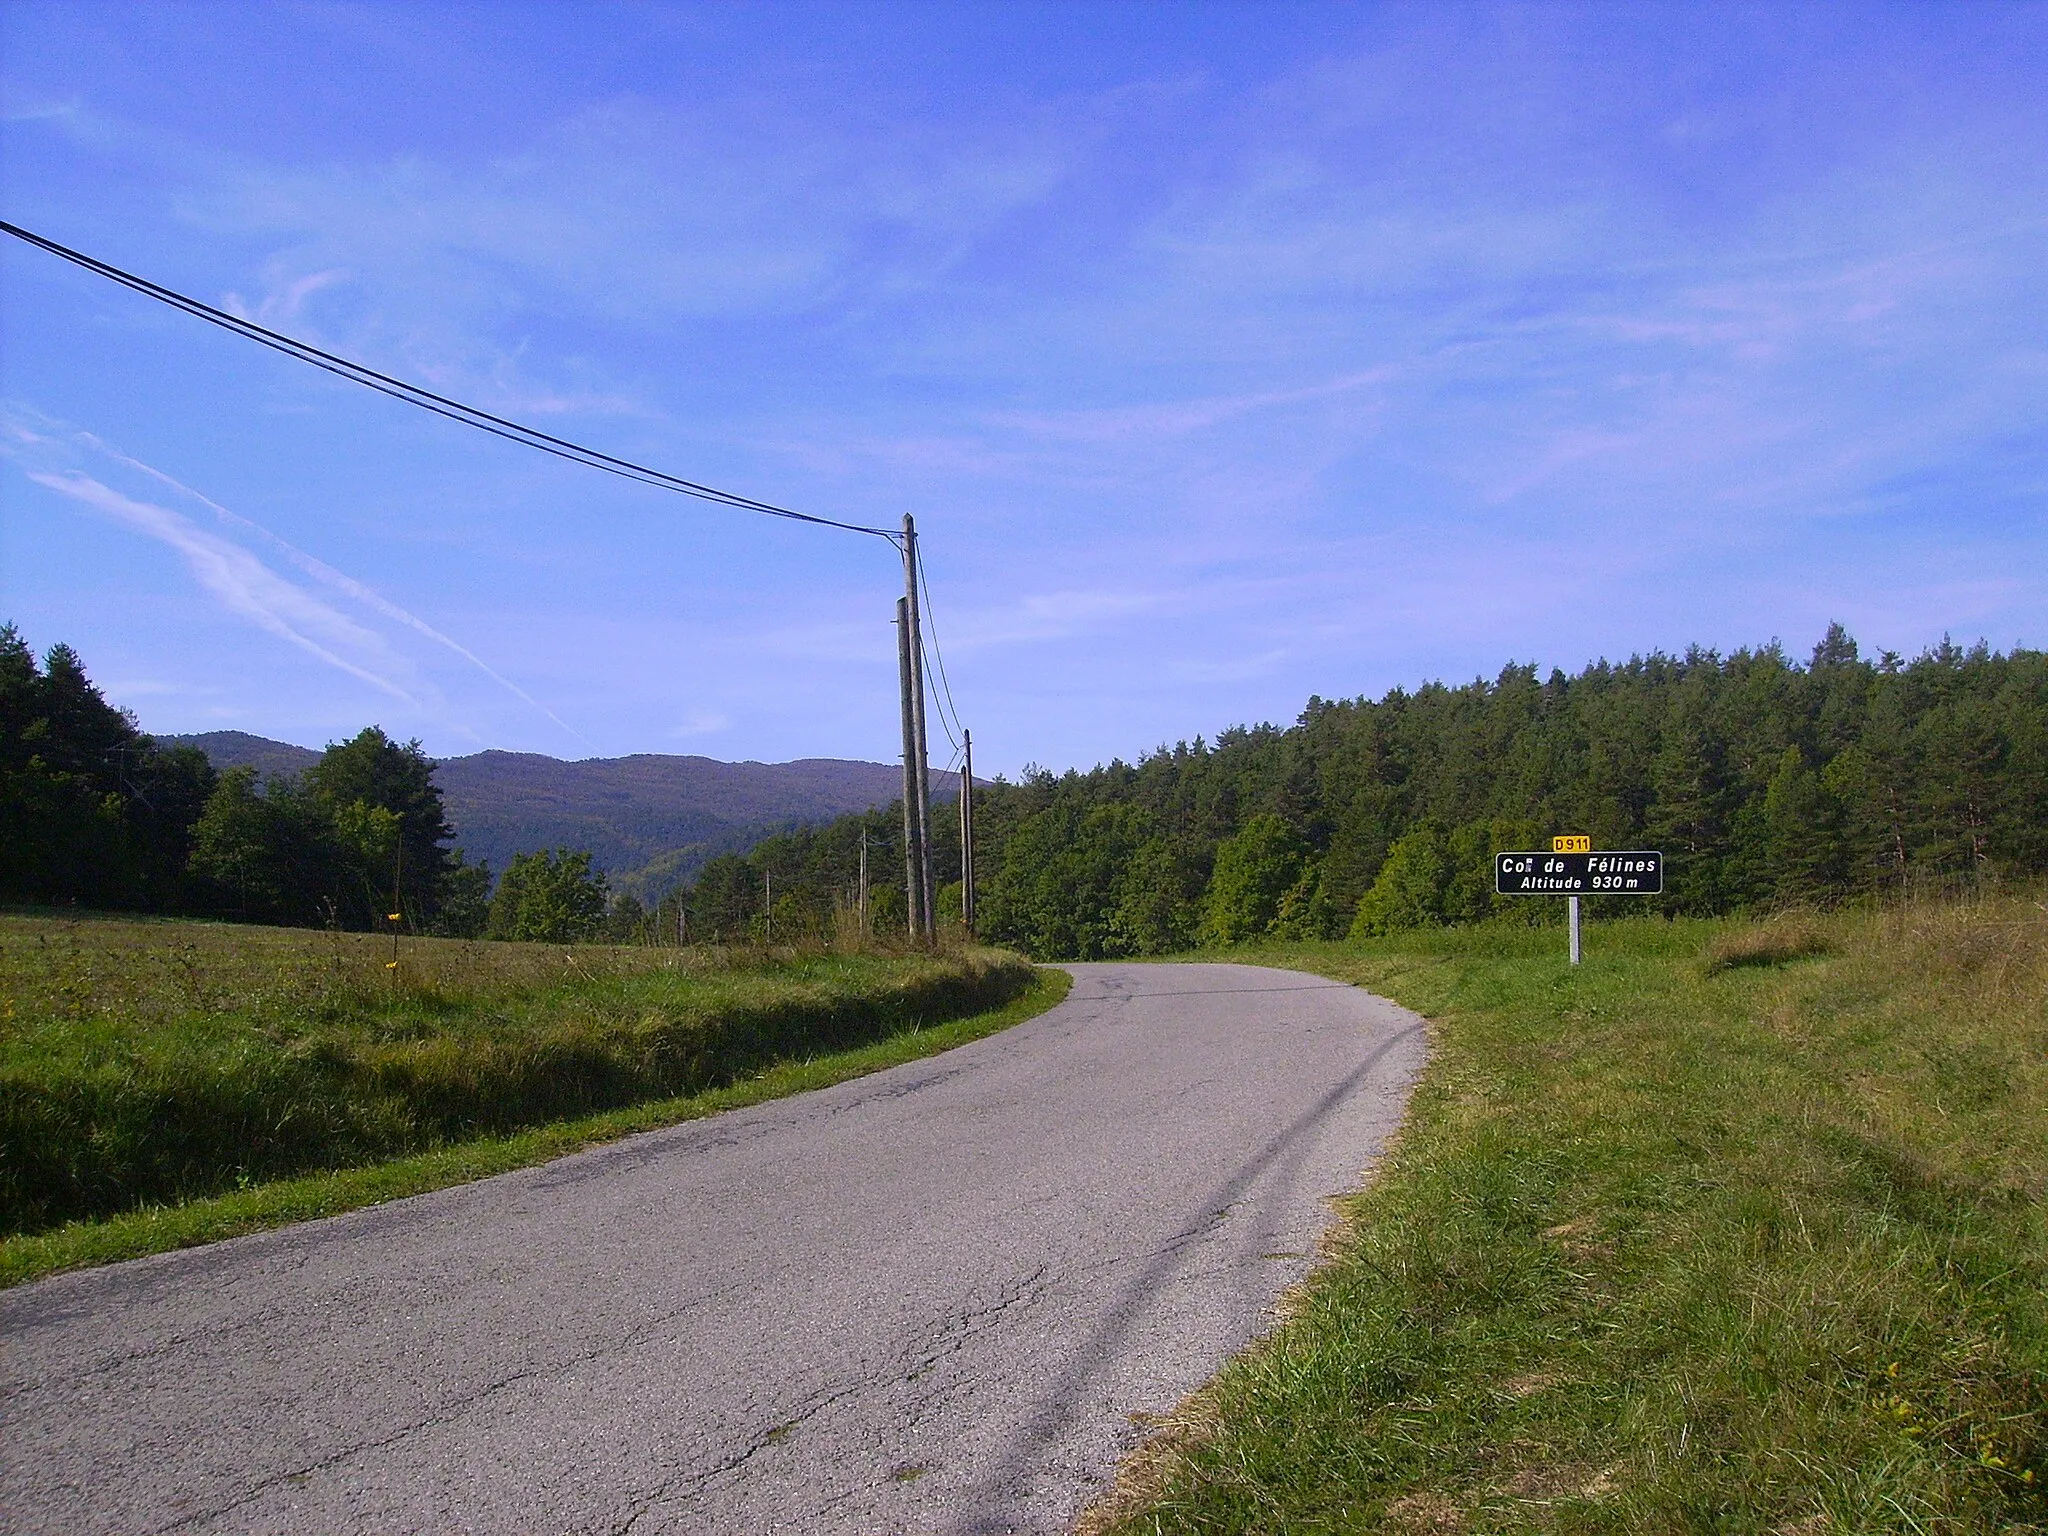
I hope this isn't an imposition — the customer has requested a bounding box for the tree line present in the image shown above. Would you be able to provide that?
[697,626,2047,959]
[0,624,627,941]
[9,623,2042,956]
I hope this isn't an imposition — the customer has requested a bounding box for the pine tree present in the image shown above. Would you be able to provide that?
[1763,747,1845,903]
[1646,669,1730,914]
[0,627,217,908]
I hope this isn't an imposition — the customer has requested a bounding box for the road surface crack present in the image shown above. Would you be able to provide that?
[148,1276,756,1534]
[607,1373,875,1535]
[607,1266,1054,1536]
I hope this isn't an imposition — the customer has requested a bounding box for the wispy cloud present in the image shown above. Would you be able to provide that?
[668,712,732,739]
[221,264,348,326]
[176,92,1074,331]
[7,5,2045,770]
[989,368,1395,444]
[4,408,594,747]
[66,425,593,748]
[1,95,78,123]
[26,468,420,702]
[940,586,1179,650]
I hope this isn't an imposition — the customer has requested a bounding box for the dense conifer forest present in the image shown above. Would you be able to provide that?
[681,626,2048,958]
[6,622,2042,957]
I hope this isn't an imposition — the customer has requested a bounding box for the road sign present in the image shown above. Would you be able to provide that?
[1551,834,1591,853]
[1495,851,1663,895]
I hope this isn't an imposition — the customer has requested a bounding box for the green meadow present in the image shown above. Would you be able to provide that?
[1093,897,2046,1535]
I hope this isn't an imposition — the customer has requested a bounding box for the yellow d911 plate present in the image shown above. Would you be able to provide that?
[1551,835,1592,853]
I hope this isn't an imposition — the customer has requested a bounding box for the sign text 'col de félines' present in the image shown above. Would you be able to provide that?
[1494,846,1664,895]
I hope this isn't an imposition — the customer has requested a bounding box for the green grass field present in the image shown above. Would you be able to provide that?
[1,912,1050,1279]
[1090,898,2047,1534]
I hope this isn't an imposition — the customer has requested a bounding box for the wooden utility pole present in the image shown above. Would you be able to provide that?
[857,826,869,941]
[960,729,975,932]
[895,596,925,940]
[901,514,936,939]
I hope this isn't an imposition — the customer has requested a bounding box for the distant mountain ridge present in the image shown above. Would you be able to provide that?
[165,731,321,783]
[158,732,940,898]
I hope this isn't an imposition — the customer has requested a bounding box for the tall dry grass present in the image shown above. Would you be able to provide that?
[0,913,1033,1235]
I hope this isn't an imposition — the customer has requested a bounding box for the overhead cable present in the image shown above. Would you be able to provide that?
[915,560,968,748]
[0,220,898,543]
[922,645,962,755]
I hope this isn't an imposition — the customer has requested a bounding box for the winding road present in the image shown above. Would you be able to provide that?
[2,962,1425,1535]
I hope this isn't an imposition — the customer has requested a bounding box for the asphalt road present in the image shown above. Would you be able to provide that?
[3,962,1425,1536]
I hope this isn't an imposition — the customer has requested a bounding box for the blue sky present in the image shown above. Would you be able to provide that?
[3,2,2044,777]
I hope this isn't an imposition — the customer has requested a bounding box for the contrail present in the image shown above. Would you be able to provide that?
[47,418,596,753]
[27,470,420,705]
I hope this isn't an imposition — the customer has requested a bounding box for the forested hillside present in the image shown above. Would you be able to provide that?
[3,625,489,932]
[2,624,929,940]
[164,733,934,895]
[669,628,2047,958]
[160,731,321,781]
[435,750,948,898]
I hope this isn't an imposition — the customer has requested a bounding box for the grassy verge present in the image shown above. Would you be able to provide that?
[1,912,1065,1280]
[2,964,1069,1289]
[1,966,1069,1289]
[1090,899,2047,1534]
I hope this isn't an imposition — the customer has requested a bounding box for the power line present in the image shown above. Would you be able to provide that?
[915,559,968,749]
[0,219,899,543]
[920,630,962,755]
[7,219,975,805]
[924,664,961,753]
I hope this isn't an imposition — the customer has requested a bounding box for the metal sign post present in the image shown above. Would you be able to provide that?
[1495,837,1663,964]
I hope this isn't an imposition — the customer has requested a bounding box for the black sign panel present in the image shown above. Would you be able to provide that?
[1495,850,1663,895]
